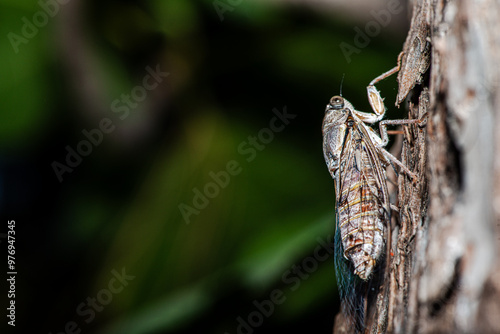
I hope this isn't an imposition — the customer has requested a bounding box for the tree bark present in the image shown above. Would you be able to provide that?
[334,0,500,332]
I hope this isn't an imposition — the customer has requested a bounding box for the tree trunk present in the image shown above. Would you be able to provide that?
[334,0,500,332]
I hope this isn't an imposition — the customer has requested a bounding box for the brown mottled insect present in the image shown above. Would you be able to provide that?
[322,55,421,330]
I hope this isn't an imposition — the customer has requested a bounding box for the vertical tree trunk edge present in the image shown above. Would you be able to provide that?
[333,0,500,333]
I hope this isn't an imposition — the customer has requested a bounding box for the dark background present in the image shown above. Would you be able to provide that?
[0,0,409,333]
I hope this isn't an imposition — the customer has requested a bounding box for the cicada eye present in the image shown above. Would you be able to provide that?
[329,96,344,110]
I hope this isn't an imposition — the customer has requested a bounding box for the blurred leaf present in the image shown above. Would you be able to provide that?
[278,262,336,318]
[152,0,199,38]
[0,8,52,151]
[102,282,212,334]
[236,213,332,290]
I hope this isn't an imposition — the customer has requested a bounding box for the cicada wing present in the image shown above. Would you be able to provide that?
[356,123,391,219]
[334,123,391,333]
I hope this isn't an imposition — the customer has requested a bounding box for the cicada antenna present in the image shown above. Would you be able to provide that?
[340,73,345,97]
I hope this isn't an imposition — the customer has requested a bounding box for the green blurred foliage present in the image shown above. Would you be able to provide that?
[0,0,408,333]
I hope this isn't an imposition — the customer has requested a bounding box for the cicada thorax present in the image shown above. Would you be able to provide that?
[336,116,387,281]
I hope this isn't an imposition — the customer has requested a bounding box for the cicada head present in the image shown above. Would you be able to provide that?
[322,95,354,177]
[329,95,344,110]
[323,96,357,131]
[325,96,356,116]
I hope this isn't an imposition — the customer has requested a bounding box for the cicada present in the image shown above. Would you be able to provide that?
[322,55,422,331]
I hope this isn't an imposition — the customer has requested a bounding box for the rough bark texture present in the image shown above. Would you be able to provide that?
[334,0,500,332]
